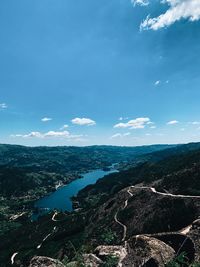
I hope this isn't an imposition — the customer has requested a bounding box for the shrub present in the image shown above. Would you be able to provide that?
[100,255,119,267]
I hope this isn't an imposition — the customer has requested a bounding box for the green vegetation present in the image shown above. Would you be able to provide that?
[100,229,117,245]
[77,143,200,210]
[100,256,119,267]
[0,144,172,239]
[2,142,200,266]
[166,253,200,267]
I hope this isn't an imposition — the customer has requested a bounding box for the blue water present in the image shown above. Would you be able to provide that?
[33,168,117,219]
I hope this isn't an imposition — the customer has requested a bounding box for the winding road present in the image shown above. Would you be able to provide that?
[37,226,57,249]
[11,252,18,265]
[114,185,200,243]
[10,185,200,265]
[131,185,200,199]
[52,211,58,222]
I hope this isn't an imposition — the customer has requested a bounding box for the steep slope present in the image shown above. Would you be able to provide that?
[0,144,173,242]
[76,143,200,210]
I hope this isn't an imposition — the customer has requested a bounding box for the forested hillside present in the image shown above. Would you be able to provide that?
[2,143,200,266]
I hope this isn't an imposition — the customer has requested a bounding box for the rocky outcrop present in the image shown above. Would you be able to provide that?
[83,253,103,267]
[83,236,174,267]
[29,256,65,267]
[188,219,200,262]
[95,245,126,259]
[122,235,175,267]
[29,219,200,267]
[95,245,127,267]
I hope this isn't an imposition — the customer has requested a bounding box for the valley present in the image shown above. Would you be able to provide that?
[1,143,200,266]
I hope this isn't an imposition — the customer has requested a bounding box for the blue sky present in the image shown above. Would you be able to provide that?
[1,0,200,146]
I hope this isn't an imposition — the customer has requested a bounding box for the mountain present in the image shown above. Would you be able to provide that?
[0,144,174,248]
[1,143,200,266]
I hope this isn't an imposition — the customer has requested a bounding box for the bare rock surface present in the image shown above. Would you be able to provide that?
[189,219,200,262]
[95,245,125,258]
[29,256,65,267]
[83,253,103,267]
[90,235,175,267]
[122,235,175,267]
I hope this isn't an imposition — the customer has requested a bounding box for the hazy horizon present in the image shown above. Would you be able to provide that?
[0,141,191,148]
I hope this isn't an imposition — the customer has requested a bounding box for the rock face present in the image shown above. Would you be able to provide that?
[95,245,127,267]
[29,256,65,267]
[30,226,200,267]
[95,245,125,258]
[84,236,175,267]
[122,235,175,267]
[83,253,103,267]
[189,219,200,262]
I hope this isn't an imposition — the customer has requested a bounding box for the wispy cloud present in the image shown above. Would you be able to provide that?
[11,130,83,140]
[111,132,131,139]
[0,103,8,109]
[140,0,200,31]
[131,0,149,6]
[167,120,179,125]
[190,121,200,125]
[71,117,96,126]
[154,80,160,86]
[41,117,52,122]
[60,124,69,130]
[114,117,151,129]
[119,117,129,121]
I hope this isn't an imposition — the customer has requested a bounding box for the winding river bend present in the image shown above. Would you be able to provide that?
[33,167,117,219]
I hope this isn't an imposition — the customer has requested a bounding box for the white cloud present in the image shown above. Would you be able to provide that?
[0,103,8,109]
[71,117,96,126]
[12,132,43,138]
[11,130,83,140]
[60,124,69,130]
[110,132,131,139]
[131,0,149,6]
[154,80,160,86]
[111,133,122,139]
[118,116,129,121]
[191,121,200,125]
[41,117,52,122]
[140,0,200,31]
[114,117,151,129]
[44,131,70,138]
[150,125,156,129]
[167,120,179,125]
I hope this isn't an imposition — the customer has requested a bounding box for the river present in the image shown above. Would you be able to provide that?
[32,167,117,219]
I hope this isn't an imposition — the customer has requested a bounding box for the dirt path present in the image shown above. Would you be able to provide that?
[114,212,127,242]
[10,212,26,221]
[37,226,57,249]
[11,252,18,265]
[131,185,200,199]
[114,188,134,242]
[114,185,200,243]
[52,211,58,222]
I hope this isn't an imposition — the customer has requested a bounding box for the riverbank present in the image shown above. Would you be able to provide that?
[1,166,116,237]
[33,167,118,219]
